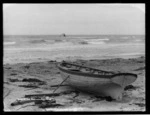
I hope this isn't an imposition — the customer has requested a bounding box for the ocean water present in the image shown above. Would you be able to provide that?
[4,35,145,64]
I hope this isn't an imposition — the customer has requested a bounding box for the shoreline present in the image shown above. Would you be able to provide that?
[4,54,145,65]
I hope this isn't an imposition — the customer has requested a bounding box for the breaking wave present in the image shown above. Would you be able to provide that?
[84,38,109,44]
[4,42,16,45]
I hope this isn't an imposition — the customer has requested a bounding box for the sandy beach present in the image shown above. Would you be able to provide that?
[3,56,145,111]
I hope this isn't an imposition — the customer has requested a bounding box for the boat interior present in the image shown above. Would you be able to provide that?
[60,61,115,75]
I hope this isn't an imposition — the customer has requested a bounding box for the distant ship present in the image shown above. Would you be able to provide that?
[61,33,66,37]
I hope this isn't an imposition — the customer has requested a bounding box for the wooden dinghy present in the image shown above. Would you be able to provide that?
[57,61,137,100]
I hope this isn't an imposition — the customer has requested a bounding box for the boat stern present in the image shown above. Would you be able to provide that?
[111,73,137,88]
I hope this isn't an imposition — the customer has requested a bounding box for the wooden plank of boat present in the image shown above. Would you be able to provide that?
[57,61,137,101]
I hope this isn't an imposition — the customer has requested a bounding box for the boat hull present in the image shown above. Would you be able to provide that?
[58,62,137,101]
[60,70,123,100]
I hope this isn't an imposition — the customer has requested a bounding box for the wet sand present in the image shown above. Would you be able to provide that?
[3,56,145,111]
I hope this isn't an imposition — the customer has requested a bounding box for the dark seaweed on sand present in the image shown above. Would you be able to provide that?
[94,95,114,102]
[22,78,44,83]
[124,85,137,91]
[134,103,145,107]
[8,78,20,82]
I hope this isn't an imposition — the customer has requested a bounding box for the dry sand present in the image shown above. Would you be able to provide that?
[3,56,145,111]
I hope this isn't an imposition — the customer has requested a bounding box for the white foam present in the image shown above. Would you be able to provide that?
[85,39,109,44]
[89,41,105,44]
[86,38,109,41]
[4,42,16,45]
[66,36,97,39]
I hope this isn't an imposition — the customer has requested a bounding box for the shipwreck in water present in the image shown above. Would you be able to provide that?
[61,33,66,37]
[57,61,137,101]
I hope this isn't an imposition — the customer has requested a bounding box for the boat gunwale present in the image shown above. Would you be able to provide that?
[60,61,115,74]
[58,64,137,79]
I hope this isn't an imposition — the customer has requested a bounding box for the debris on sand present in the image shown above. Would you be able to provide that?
[10,96,64,109]
[134,103,145,107]
[50,84,69,87]
[10,73,18,76]
[24,65,30,69]
[4,88,12,99]
[18,84,39,88]
[94,96,114,102]
[24,90,77,98]
[25,93,59,98]
[5,67,12,70]
[34,98,56,104]
[124,85,137,91]
[38,102,63,108]
[48,60,56,63]
[11,99,34,106]
[22,78,44,83]
[68,98,85,104]
[39,103,63,108]
[10,97,56,108]
[8,78,21,82]
[7,78,46,85]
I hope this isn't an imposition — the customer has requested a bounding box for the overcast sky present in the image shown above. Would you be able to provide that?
[3,4,145,35]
